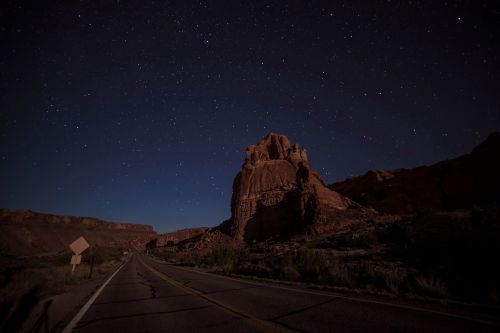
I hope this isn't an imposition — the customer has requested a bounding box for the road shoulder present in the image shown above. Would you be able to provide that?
[20,270,119,332]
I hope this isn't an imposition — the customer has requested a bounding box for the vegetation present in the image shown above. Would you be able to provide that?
[0,247,125,330]
[206,247,238,271]
[151,205,500,305]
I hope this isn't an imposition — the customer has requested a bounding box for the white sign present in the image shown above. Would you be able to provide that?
[70,254,82,272]
[69,236,90,255]
[69,236,90,273]
[70,254,82,265]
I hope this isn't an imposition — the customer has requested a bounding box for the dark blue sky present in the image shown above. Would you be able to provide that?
[1,1,499,233]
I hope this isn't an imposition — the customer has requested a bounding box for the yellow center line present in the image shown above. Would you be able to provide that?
[138,256,294,333]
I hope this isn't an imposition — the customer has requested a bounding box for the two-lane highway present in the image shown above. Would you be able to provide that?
[66,254,499,332]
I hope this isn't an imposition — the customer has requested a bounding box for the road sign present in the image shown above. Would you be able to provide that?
[69,236,90,274]
[69,236,90,255]
[70,254,82,265]
[70,254,82,272]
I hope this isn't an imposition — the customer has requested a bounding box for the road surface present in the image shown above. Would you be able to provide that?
[66,254,499,332]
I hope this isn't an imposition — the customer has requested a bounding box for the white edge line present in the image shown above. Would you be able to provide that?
[62,262,125,333]
[148,256,500,328]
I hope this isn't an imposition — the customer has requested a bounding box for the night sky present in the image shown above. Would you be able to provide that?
[1,1,499,232]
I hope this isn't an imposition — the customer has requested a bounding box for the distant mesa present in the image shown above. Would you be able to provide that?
[0,209,157,256]
[330,132,500,214]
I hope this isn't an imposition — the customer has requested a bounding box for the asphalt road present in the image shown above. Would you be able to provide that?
[68,254,499,333]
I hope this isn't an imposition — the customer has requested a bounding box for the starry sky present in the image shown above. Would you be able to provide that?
[1,1,499,232]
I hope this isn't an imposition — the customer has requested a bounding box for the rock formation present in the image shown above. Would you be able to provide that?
[222,133,363,243]
[330,132,500,214]
[0,209,157,256]
[154,227,209,247]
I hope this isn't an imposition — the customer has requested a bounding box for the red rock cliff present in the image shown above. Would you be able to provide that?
[330,132,500,214]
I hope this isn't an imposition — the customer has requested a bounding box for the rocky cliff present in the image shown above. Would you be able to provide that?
[330,132,500,214]
[0,209,157,256]
[221,133,370,243]
[154,227,209,247]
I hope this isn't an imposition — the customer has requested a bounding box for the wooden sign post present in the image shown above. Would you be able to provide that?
[69,236,90,274]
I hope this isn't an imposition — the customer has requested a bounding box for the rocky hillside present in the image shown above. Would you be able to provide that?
[330,132,500,214]
[0,209,157,256]
[153,227,209,247]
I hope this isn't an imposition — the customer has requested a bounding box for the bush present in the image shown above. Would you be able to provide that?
[151,249,176,262]
[415,274,448,297]
[295,248,330,283]
[207,247,238,271]
[377,222,410,245]
[326,258,351,287]
[267,248,333,284]
[351,232,377,249]
[81,249,105,266]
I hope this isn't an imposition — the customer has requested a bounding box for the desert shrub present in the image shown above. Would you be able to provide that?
[328,235,350,249]
[235,248,252,263]
[295,248,330,283]
[207,247,237,271]
[315,240,336,249]
[81,249,106,266]
[145,239,157,249]
[178,255,199,267]
[151,249,204,267]
[19,253,69,269]
[377,222,410,245]
[317,232,376,250]
[235,262,272,278]
[0,270,46,304]
[152,249,176,262]
[378,208,500,303]
[355,262,387,291]
[415,274,448,297]
[0,262,100,307]
[267,250,410,293]
[377,266,410,294]
[248,246,269,254]
[326,257,351,287]
[351,232,377,249]
[280,265,300,281]
[268,251,300,281]
[0,258,123,331]
[267,249,333,284]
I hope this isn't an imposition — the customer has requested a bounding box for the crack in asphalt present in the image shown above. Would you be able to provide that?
[136,270,157,299]
[139,257,295,333]
[74,305,212,329]
[269,297,340,321]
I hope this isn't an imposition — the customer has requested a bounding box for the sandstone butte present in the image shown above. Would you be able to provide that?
[157,133,376,247]
[220,132,374,243]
